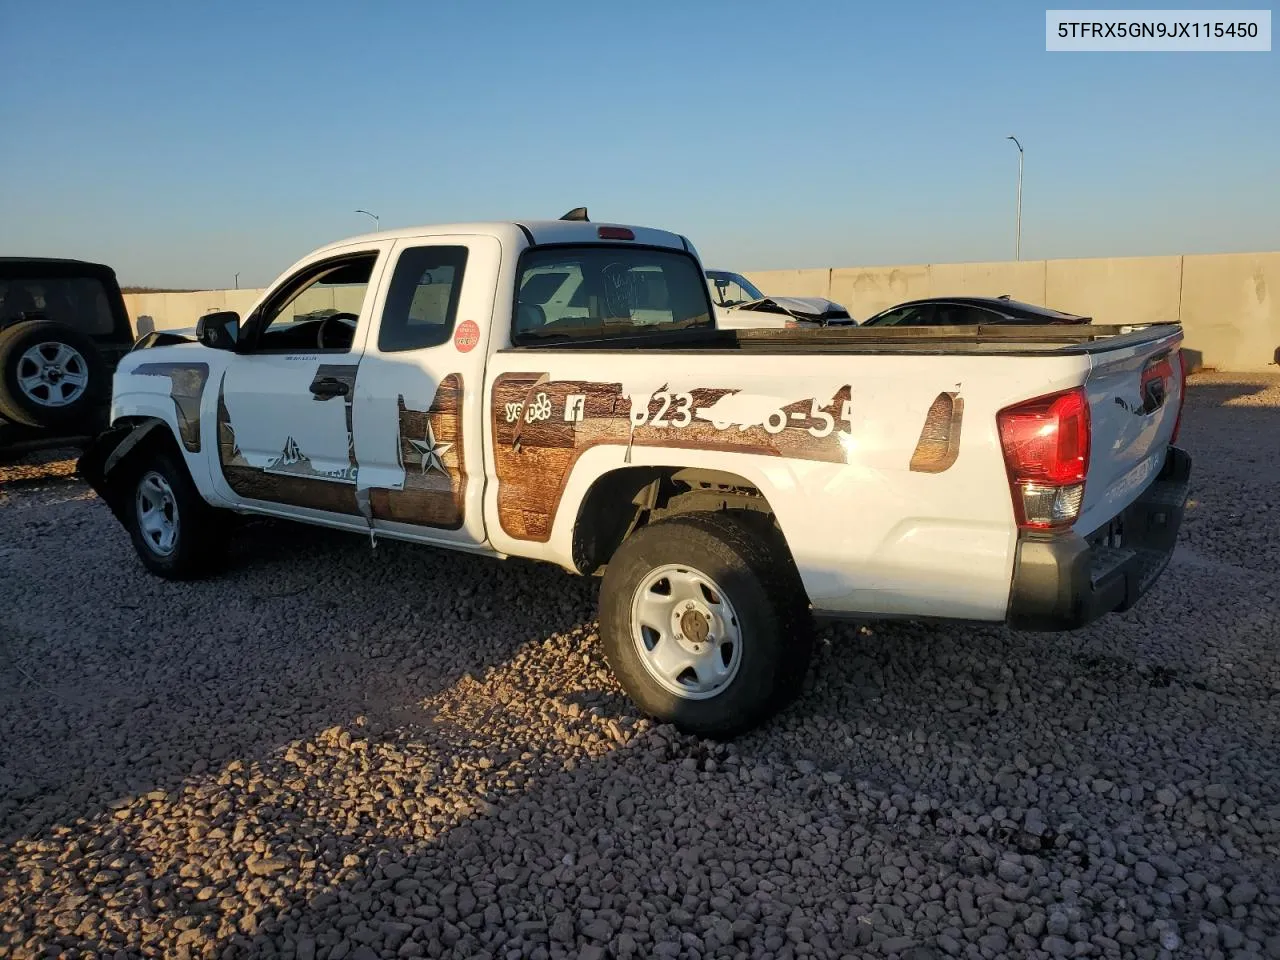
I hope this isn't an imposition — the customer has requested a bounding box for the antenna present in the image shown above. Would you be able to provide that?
[560,206,589,222]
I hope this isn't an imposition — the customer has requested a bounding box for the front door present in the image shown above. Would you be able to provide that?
[350,235,499,546]
[215,248,386,520]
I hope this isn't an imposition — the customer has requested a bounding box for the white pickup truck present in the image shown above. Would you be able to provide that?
[79,213,1191,737]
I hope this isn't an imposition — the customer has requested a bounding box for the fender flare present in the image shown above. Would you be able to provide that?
[76,418,169,523]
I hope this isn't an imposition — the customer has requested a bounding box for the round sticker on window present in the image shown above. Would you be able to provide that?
[454,319,480,353]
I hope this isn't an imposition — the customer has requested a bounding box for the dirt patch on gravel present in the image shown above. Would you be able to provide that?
[0,448,80,491]
[1,375,1278,960]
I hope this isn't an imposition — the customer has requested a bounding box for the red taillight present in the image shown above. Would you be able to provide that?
[997,386,1091,531]
[1171,348,1187,443]
[999,388,1090,484]
[597,226,635,241]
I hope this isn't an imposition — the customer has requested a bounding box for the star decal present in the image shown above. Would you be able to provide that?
[407,420,453,475]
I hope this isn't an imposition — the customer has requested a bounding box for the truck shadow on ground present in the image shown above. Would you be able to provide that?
[1180,371,1277,410]
[0,508,598,847]
[1176,374,1280,575]
[4,501,1277,957]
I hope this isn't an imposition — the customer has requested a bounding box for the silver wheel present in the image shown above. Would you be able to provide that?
[16,342,90,407]
[135,471,180,557]
[630,563,743,700]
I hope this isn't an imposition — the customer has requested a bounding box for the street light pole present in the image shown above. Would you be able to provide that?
[355,209,380,230]
[1006,136,1024,261]
[234,272,240,290]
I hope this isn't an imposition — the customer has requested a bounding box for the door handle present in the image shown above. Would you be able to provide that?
[311,377,349,400]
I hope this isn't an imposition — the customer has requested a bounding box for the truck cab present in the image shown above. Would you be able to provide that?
[101,219,713,551]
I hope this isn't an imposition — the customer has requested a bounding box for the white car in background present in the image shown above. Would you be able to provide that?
[705,269,855,329]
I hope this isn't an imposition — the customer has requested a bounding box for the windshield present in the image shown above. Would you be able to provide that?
[705,270,764,308]
[514,246,713,343]
[0,276,115,335]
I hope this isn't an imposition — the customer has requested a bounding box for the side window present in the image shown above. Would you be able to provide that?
[708,277,756,307]
[251,254,377,353]
[870,305,936,327]
[0,277,114,334]
[868,308,904,327]
[935,305,990,325]
[378,245,469,352]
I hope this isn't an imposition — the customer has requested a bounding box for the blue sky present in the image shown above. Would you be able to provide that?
[1,0,1276,288]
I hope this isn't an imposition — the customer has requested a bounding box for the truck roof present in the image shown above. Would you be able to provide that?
[0,257,121,281]
[314,220,693,257]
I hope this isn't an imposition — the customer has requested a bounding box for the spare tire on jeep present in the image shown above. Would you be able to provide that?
[0,320,108,429]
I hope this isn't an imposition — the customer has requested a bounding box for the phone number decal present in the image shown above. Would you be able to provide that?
[503,388,854,438]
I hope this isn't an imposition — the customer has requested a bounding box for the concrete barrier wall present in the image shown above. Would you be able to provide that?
[127,287,366,334]
[1044,256,1183,326]
[124,251,1279,371]
[128,289,265,333]
[1179,252,1279,373]
[929,261,1048,307]
[747,251,1279,372]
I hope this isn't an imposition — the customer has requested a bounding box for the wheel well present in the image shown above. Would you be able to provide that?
[571,466,787,576]
[94,416,184,514]
[113,415,183,459]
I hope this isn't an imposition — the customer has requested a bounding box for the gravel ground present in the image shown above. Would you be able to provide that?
[1,373,1277,960]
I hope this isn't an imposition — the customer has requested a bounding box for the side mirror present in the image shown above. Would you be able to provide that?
[196,311,241,351]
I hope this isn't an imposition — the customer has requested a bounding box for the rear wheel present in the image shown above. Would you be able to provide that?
[598,511,813,739]
[125,448,224,579]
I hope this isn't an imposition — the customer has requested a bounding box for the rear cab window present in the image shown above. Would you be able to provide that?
[512,245,713,345]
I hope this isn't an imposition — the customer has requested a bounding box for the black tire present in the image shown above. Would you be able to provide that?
[0,320,108,429]
[124,446,225,580]
[598,511,814,739]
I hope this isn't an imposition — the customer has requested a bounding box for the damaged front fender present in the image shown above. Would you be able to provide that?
[76,419,166,523]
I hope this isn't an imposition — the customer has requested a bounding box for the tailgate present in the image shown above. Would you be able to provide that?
[1076,328,1184,534]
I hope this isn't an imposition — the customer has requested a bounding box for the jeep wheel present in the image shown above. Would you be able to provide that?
[0,320,107,429]
[598,511,813,739]
[126,448,224,580]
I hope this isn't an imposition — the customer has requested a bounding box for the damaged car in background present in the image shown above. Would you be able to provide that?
[705,269,855,329]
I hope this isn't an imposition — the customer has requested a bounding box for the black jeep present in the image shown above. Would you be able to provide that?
[0,258,135,456]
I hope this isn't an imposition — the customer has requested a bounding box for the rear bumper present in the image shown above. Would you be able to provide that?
[1007,445,1191,631]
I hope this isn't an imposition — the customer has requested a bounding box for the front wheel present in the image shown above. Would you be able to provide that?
[126,448,224,579]
[598,511,813,739]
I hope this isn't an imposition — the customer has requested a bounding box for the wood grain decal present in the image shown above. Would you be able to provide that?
[134,362,210,452]
[908,392,964,474]
[216,376,359,515]
[491,373,853,542]
[369,373,466,529]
